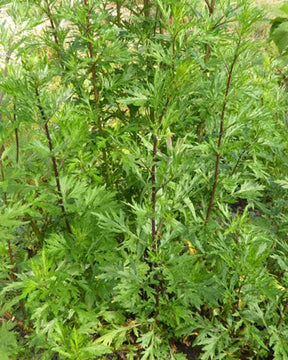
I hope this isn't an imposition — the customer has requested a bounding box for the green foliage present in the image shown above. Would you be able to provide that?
[0,322,18,360]
[0,0,287,359]
[270,2,288,55]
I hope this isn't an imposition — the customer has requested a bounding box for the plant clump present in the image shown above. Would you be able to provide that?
[0,0,288,359]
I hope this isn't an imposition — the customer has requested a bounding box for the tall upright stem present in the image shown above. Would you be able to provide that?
[0,145,17,282]
[0,39,26,319]
[205,41,240,223]
[0,44,18,291]
[116,1,121,25]
[151,134,157,245]
[0,146,8,207]
[44,0,63,61]
[15,129,19,164]
[153,6,158,36]
[35,88,72,234]
[144,0,150,18]
[151,99,169,248]
[12,104,19,164]
[83,0,111,185]
[83,0,102,136]
[204,0,216,62]
[148,99,169,311]
[197,1,217,143]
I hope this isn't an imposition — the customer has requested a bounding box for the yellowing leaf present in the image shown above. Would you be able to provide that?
[185,240,198,255]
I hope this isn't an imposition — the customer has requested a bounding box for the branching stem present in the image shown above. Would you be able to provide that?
[1,311,32,334]
[45,0,62,61]
[205,40,241,223]
[204,0,216,62]
[204,0,216,15]
[84,0,111,185]
[151,99,169,247]
[35,88,72,234]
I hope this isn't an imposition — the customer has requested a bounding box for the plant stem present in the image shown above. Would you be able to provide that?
[204,0,216,62]
[35,88,72,234]
[0,145,8,207]
[45,0,62,61]
[15,128,19,164]
[151,135,157,244]
[1,59,27,315]
[205,41,240,223]
[153,6,158,36]
[0,147,16,280]
[231,143,252,176]
[204,0,216,15]
[0,147,27,320]
[144,0,150,17]
[28,215,44,243]
[12,104,19,164]
[196,1,217,143]
[84,0,111,185]
[277,302,287,329]
[7,240,17,282]
[116,1,121,25]
[151,99,169,248]
[0,43,12,117]
[148,100,169,312]
[1,311,32,334]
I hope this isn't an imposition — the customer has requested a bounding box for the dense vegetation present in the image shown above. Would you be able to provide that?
[0,0,288,359]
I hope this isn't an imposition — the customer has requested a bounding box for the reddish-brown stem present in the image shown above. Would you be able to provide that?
[0,48,12,118]
[44,0,66,66]
[196,0,216,143]
[210,0,216,13]
[45,0,60,47]
[144,0,150,17]
[0,48,27,319]
[153,6,158,36]
[205,44,211,63]
[15,128,19,164]
[205,42,240,223]
[149,101,169,313]
[151,136,157,244]
[0,145,8,207]
[204,0,216,15]
[35,88,72,234]
[204,0,216,62]
[1,312,32,334]
[116,1,121,25]
[151,99,169,247]
[13,106,19,164]
[0,147,20,285]
[84,0,101,134]
[277,302,287,329]
[7,240,17,282]
[90,50,103,136]
[0,53,9,103]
